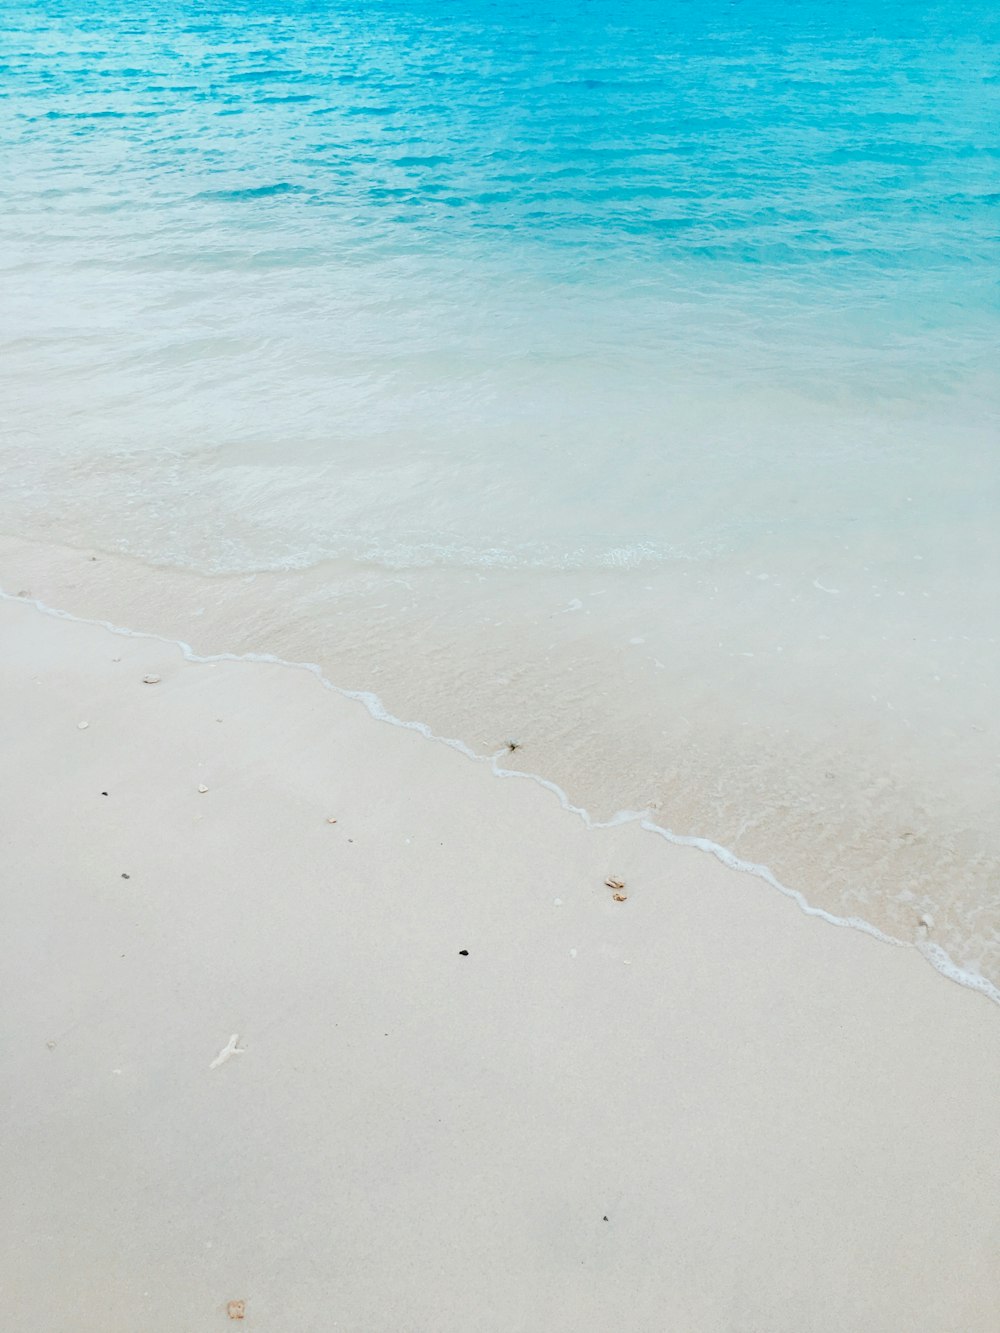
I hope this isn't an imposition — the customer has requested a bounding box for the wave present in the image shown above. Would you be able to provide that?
[194,183,305,203]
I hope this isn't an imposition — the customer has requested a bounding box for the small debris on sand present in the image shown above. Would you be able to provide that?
[77,721,89,730]
[46,1040,56,1051]
[327,817,338,824]
[142,675,161,685]
[605,877,625,891]
[506,739,521,752]
[458,949,469,956]
[612,891,628,902]
[919,913,934,932]
[226,1300,246,1320]
[198,784,209,794]
[210,1035,245,1069]
[121,873,130,880]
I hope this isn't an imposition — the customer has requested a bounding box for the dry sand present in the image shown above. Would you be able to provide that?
[1,593,998,1331]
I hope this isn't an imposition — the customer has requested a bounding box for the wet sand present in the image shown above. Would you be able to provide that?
[1,594,998,1331]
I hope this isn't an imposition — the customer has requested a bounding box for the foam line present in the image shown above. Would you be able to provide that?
[4,586,998,1010]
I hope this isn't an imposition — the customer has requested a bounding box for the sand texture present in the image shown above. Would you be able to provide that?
[1,595,998,1332]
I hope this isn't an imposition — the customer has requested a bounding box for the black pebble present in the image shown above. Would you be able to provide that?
[121,873,130,880]
[458,950,469,956]
[603,1216,609,1222]
[101,791,108,796]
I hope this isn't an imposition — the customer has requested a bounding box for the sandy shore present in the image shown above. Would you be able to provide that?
[1,592,998,1331]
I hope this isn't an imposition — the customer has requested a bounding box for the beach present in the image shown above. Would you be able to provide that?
[3,0,1000,991]
[2,590,998,1331]
[3,1,1000,1325]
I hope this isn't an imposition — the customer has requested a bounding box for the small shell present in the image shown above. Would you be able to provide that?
[198,784,209,794]
[77,721,89,730]
[142,675,161,685]
[327,817,338,824]
[605,877,625,891]
[612,892,628,902]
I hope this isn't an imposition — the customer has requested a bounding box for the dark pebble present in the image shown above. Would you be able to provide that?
[458,950,469,956]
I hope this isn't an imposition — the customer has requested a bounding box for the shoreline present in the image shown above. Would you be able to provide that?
[4,581,998,1010]
[2,527,996,990]
[2,591,999,1329]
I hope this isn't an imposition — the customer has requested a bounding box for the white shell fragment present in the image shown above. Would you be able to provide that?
[919,913,935,932]
[198,784,209,794]
[209,1034,245,1069]
[77,721,89,730]
[142,675,161,685]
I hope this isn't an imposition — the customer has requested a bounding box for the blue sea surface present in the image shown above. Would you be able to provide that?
[4,1,999,341]
[2,0,998,563]
[1,0,999,980]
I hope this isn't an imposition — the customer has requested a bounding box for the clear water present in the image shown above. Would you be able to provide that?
[2,1,999,983]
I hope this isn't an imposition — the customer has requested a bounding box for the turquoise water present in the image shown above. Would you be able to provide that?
[2,0,998,568]
[2,1,999,983]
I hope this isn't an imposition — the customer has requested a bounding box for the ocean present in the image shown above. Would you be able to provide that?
[2,0,998,990]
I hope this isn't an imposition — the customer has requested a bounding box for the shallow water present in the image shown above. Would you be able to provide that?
[2,1,999,983]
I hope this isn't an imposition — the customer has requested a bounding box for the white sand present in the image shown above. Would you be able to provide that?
[1,594,998,1331]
